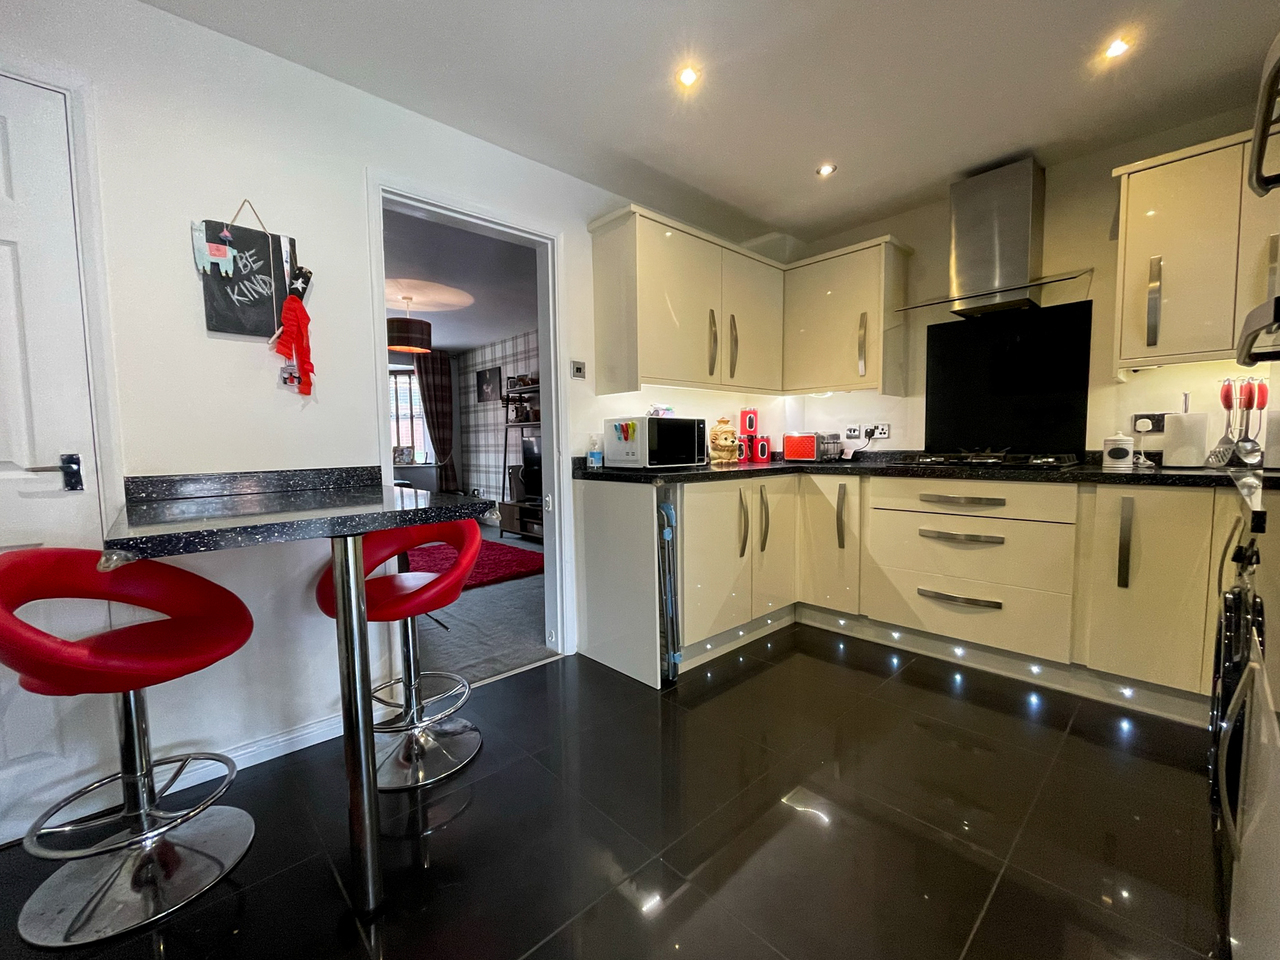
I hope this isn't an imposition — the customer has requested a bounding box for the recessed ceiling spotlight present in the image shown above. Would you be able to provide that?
[678,66,699,87]
[1105,38,1130,58]
[817,163,837,177]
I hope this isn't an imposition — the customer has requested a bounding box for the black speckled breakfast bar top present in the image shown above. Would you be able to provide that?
[571,454,1280,488]
[105,466,494,559]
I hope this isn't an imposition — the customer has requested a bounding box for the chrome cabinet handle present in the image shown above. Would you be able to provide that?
[1118,495,1134,588]
[836,482,847,550]
[1268,234,1279,301]
[918,528,1005,545]
[857,311,867,377]
[739,487,749,558]
[23,453,84,491]
[1217,661,1258,862]
[729,314,739,379]
[760,484,770,552]
[919,493,1006,507]
[1146,256,1162,348]
[709,309,718,377]
[917,587,1002,610]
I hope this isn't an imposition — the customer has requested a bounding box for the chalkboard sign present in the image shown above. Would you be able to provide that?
[192,220,296,338]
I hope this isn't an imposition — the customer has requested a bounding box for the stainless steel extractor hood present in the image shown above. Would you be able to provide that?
[899,158,1091,316]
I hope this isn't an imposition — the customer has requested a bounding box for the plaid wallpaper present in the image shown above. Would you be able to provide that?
[456,330,539,501]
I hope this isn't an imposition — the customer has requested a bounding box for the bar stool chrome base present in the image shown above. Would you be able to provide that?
[374,715,483,791]
[18,806,254,948]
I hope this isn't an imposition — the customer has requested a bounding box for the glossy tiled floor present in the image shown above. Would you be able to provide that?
[0,625,1220,959]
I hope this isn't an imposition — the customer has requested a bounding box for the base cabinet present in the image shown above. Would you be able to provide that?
[797,475,860,615]
[751,476,797,619]
[680,482,753,646]
[1080,486,1215,693]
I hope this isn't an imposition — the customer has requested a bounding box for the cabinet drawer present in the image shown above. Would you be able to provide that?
[862,565,1072,663]
[866,510,1074,594]
[868,477,1076,524]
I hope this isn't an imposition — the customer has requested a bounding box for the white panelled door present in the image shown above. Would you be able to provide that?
[0,75,108,842]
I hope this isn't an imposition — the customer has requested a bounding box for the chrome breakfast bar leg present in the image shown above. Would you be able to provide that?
[331,535,383,913]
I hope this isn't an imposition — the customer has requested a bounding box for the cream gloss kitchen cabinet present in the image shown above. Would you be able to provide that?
[796,474,860,616]
[590,208,783,393]
[1078,485,1216,693]
[680,477,796,646]
[782,241,908,395]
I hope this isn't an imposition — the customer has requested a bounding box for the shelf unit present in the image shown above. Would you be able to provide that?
[500,383,543,540]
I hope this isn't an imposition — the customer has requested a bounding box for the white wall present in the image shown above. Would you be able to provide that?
[0,0,624,840]
[797,107,1261,451]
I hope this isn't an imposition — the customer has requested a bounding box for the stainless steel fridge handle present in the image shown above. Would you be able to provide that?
[760,484,770,552]
[918,528,1005,545]
[739,487,749,558]
[1218,661,1258,862]
[919,493,1006,506]
[917,587,1002,610]
[729,314,739,379]
[1146,256,1162,348]
[1118,496,1135,588]
[857,311,867,377]
[1269,234,1279,301]
[836,482,847,550]
[709,309,718,377]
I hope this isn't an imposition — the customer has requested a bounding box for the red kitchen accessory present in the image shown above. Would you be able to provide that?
[1207,379,1237,466]
[1238,377,1264,465]
[740,408,758,436]
[736,438,748,461]
[783,433,818,461]
[752,436,771,462]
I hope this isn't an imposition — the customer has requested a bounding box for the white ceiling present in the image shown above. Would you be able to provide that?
[144,0,1280,244]
[383,208,537,353]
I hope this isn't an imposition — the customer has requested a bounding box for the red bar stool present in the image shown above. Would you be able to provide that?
[0,548,256,948]
[316,519,482,791]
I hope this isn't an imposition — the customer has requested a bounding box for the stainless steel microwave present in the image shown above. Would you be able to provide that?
[603,417,706,468]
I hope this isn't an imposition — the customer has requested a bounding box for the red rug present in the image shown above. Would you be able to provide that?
[408,539,544,589]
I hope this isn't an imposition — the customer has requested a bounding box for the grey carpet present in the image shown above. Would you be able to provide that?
[413,528,554,684]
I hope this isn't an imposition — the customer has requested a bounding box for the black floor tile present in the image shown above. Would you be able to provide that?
[664,653,864,757]
[964,867,1205,960]
[523,859,782,960]
[1010,760,1217,954]
[355,755,651,960]
[800,697,1055,858]
[1057,699,1212,808]
[665,755,1002,960]
[466,655,658,754]
[869,655,1079,755]
[533,698,775,852]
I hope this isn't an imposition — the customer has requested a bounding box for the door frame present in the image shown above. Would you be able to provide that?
[365,170,567,655]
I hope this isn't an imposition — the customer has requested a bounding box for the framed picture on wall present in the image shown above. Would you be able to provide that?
[476,367,501,403]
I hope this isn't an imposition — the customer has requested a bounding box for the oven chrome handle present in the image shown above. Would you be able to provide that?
[836,482,847,550]
[760,484,770,552]
[1118,495,1134,588]
[917,587,1002,610]
[918,528,1005,545]
[739,487,749,559]
[1218,661,1258,862]
[729,314,739,379]
[857,311,868,378]
[918,493,1006,507]
[709,309,718,377]
[1146,256,1162,348]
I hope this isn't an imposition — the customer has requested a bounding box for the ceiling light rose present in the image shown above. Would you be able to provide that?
[1105,38,1130,58]
[817,163,837,177]
[388,296,432,354]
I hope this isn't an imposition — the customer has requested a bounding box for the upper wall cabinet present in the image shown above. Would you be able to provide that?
[782,241,907,395]
[591,210,783,394]
[1113,132,1280,370]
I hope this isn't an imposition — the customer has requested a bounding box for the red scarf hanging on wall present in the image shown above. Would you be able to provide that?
[274,295,314,395]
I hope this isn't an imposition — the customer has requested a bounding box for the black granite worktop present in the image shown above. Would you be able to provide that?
[572,456,1280,489]
[105,486,495,559]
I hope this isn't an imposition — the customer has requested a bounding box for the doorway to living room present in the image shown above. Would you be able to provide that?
[377,193,559,683]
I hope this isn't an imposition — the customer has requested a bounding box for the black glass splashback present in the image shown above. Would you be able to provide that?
[925,300,1091,455]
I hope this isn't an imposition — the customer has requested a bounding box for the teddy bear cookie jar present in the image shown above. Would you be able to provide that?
[709,417,739,465]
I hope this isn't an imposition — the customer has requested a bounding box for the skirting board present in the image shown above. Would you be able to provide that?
[677,607,797,673]
[167,712,345,795]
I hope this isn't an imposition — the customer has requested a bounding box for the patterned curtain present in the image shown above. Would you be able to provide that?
[413,350,458,492]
